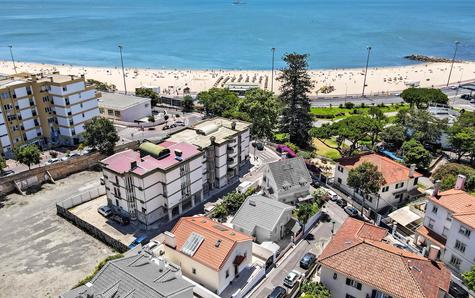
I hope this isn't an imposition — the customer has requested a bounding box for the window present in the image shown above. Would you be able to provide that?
[108,109,113,116]
[115,199,119,206]
[395,193,404,202]
[65,98,70,105]
[345,295,356,298]
[442,227,449,237]
[192,268,196,274]
[62,86,67,92]
[337,178,342,184]
[428,218,435,229]
[395,182,405,189]
[82,113,85,118]
[459,226,471,238]
[449,255,462,269]
[99,108,104,114]
[346,278,362,290]
[432,205,438,214]
[42,96,49,102]
[446,214,452,222]
[141,207,146,213]
[382,186,389,192]
[337,165,344,173]
[333,273,337,280]
[225,269,229,278]
[114,111,121,117]
[455,240,467,253]
[414,177,419,185]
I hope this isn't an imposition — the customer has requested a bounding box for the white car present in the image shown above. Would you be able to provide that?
[283,270,301,288]
[46,158,59,165]
[97,206,112,217]
[61,156,69,161]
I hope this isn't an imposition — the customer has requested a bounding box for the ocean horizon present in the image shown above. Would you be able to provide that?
[1,0,475,70]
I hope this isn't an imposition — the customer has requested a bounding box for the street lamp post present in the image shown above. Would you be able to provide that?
[447,41,460,87]
[331,220,335,235]
[8,45,17,74]
[362,46,372,97]
[271,47,276,93]
[118,45,127,94]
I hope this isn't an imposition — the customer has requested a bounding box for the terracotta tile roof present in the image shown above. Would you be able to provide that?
[319,219,451,298]
[337,153,422,185]
[318,218,388,260]
[171,217,252,271]
[429,189,475,228]
[415,225,446,248]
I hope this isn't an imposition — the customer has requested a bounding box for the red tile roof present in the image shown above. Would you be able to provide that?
[101,141,201,175]
[319,218,450,298]
[337,153,422,185]
[430,189,475,229]
[171,217,252,271]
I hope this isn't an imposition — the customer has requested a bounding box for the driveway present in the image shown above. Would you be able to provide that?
[249,201,348,297]
[0,170,114,297]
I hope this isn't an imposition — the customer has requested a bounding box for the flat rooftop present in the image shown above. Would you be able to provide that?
[0,72,84,87]
[168,117,251,148]
[98,92,151,110]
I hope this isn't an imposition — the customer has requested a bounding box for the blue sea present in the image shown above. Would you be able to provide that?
[1,0,474,69]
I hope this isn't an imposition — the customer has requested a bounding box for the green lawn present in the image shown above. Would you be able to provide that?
[313,138,341,160]
[310,103,407,120]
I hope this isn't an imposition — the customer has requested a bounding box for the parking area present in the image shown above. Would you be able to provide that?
[69,196,143,247]
[0,170,114,298]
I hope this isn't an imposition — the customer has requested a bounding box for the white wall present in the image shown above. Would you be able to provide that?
[120,99,151,122]
[443,220,475,274]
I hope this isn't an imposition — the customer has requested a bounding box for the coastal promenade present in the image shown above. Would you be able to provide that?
[1,60,475,97]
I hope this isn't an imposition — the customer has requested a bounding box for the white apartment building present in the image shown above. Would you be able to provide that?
[100,141,204,225]
[415,175,475,275]
[334,153,422,214]
[0,72,100,156]
[163,217,252,295]
[318,218,451,298]
[167,117,251,194]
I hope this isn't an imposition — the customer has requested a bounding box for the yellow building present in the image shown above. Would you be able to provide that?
[0,72,100,157]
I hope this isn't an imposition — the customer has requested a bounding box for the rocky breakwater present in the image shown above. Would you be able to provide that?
[404,54,462,63]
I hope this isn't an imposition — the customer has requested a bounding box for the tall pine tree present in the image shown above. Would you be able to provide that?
[278,53,314,148]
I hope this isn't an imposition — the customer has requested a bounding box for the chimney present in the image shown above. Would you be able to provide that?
[455,174,466,190]
[164,231,176,249]
[210,136,216,145]
[70,75,75,80]
[231,121,236,130]
[174,149,183,161]
[131,161,138,170]
[408,164,416,178]
[428,245,440,261]
[432,180,441,197]
[50,77,54,82]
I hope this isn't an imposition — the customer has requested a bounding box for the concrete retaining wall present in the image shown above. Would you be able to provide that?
[56,187,128,253]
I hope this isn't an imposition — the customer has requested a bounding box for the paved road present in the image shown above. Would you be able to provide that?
[0,171,114,298]
[249,201,348,298]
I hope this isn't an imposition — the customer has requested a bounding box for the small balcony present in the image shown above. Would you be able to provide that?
[228,158,238,168]
[227,147,238,157]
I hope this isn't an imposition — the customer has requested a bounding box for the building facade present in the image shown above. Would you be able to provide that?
[0,72,100,156]
[101,141,204,225]
[163,217,253,295]
[415,176,475,275]
[98,92,151,122]
[334,153,422,213]
[167,117,251,195]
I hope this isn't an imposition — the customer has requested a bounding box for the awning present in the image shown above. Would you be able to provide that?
[388,206,421,227]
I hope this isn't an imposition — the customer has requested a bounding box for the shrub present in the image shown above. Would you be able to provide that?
[360,103,366,108]
[50,151,58,158]
[432,163,475,192]
[284,142,299,153]
[344,102,355,109]
[74,254,123,288]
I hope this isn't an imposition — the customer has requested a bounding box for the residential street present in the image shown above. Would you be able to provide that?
[0,171,114,298]
[249,201,348,298]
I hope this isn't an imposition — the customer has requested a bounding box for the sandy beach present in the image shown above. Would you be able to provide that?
[1,60,475,97]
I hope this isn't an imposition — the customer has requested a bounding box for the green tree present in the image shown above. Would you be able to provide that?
[238,88,282,140]
[312,115,374,157]
[380,124,406,149]
[196,88,239,116]
[148,115,155,123]
[15,144,41,170]
[296,203,314,224]
[401,88,448,108]
[83,117,119,155]
[135,87,159,106]
[448,112,475,162]
[401,139,432,169]
[396,108,447,146]
[432,163,475,192]
[463,265,475,291]
[0,156,6,173]
[278,53,314,148]
[300,281,331,298]
[86,79,116,92]
[348,161,384,212]
[182,95,194,113]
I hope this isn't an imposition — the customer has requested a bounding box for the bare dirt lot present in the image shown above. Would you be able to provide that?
[0,171,114,298]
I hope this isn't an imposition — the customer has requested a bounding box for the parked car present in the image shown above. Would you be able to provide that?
[255,142,264,151]
[449,85,458,90]
[461,94,473,100]
[61,156,69,161]
[97,206,112,217]
[162,125,170,130]
[283,270,301,288]
[336,199,347,208]
[69,152,80,158]
[129,235,149,249]
[175,120,185,126]
[299,252,316,269]
[0,169,14,176]
[110,213,130,225]
[267,286,287,298]
[319,211,331,222]
[344,206,359,218]
[46,158,59,165]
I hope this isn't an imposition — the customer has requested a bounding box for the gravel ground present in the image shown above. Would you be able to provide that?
[0,171,114,298]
